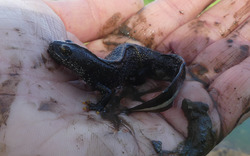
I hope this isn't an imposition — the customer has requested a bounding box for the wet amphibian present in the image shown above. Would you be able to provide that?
[152,99,216,156]
[47,41,185,112]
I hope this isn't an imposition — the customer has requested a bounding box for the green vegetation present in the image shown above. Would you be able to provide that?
[144,0,154,5]
[222,119,250,153]
[203,0,221,12]
[144,0,221,8]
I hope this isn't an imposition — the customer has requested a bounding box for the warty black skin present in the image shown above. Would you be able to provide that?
[152,99,216,156]
[47,41,186,112]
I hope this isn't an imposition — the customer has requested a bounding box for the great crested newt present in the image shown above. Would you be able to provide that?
[47,41,186,112]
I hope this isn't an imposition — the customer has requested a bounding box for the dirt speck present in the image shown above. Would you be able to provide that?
[99,12,122,37]
[226,39,233,43]
[214,21,220,26]
[38,97,58,112]
[239,45,249,53]
[189,63,208,76]
[0,67,20,127]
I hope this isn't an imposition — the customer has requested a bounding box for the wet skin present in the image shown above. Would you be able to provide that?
[47,41,186,112]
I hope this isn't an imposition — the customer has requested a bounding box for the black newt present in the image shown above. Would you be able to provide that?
[47,41,185,112]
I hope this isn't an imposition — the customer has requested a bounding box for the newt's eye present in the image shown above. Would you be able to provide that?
[60,44,72,56]
[65,40,73,43]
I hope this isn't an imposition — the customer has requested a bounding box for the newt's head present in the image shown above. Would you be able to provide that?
[48,40,74,64]
[47,40,96,75]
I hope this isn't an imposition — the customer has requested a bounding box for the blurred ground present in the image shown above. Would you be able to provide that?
[208,118,250,155]
[208,148,250,156]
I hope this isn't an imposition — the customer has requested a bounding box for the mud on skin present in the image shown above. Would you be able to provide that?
[153,99,216,156]
[0,57,22,127]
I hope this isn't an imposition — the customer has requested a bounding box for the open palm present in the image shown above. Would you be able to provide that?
[1,0,249,155]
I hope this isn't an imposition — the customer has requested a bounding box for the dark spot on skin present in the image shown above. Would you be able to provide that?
[231,34,238,38]
[179,10,184,14]
[32,60,42,69]
[99,12,122,37]
[227,39,233,43]
[38,97,58,112]
[101,8,157,49]
[32,54,48,69]
[14,28,20,32]
[214,45,248,74]
[8,61,22,76]
[1,79,18,89]
[103,40,123,51]
[31,62,39,69]
[117,24,133,38]
[223,14,229,18]
[214,67,221,73]
[0,95,14,127]
[102,30,134,51]
[188,64,210,86]
[239,45,249,53]
[228,45,232,48]
[189,20,206,34]
[116,10,155,48]
[5,32,8,36]
[214,21,220,26]
[47,67,57,72]
[189,63,208,76]
[206,37,210,44]
[0,63,21,127]
[14,27,24,36]
[132,11,147,28]
[9,73,19,77]
[143,34,155,48]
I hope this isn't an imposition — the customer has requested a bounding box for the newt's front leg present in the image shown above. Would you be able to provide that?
[87,83,112,112]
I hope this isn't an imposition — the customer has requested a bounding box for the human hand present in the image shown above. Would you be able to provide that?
[1,0,249,155]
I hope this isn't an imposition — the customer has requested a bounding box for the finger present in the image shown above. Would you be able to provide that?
[44,0,144,42]
[157,0,250,63]
[87,0,214,53]
[209,56,250,136]
[189,17,250,84]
